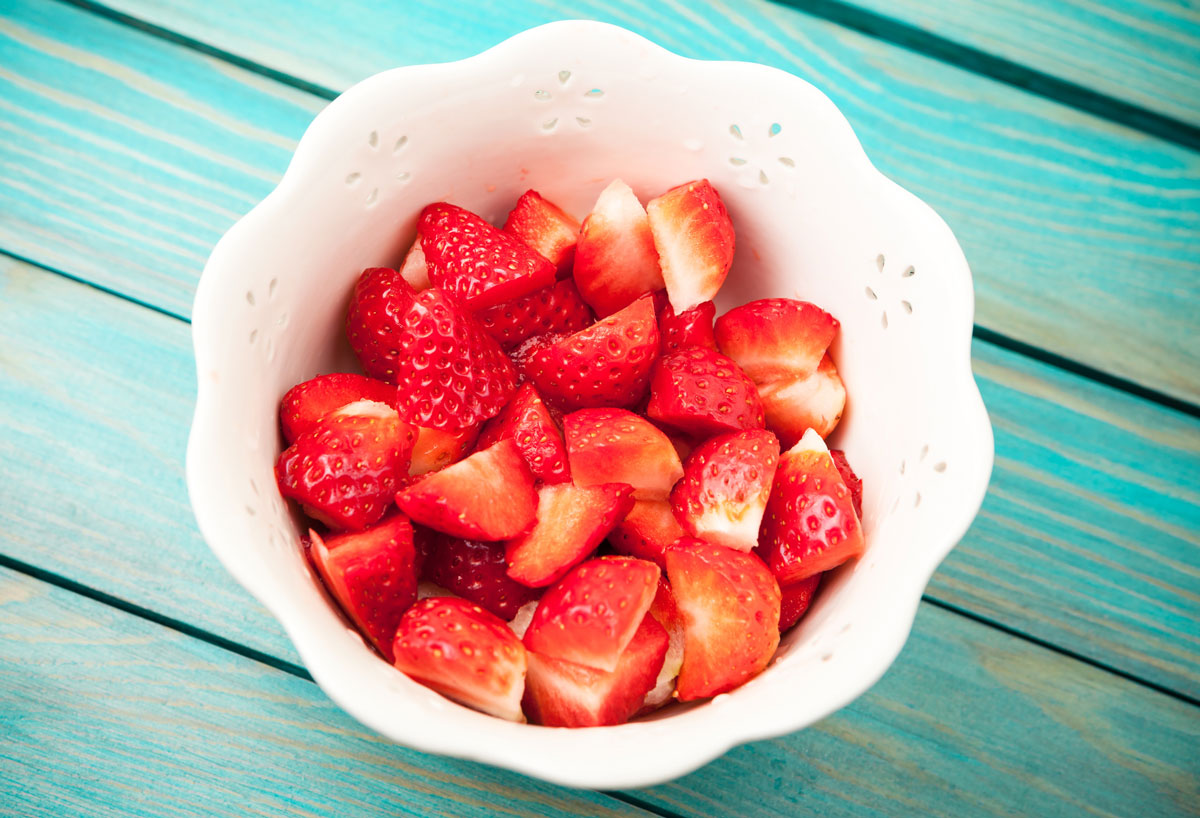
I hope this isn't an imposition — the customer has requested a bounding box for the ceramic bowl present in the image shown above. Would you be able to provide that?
[187,20,993,789]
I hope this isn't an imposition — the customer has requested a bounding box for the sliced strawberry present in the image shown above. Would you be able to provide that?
[607,499,685,568]
[715,298,839,382]
[758,429,865,584]
[505,482,635,587]
[508,331,567,386]
[409,423,479,476]
[830,449,863,519]
[572,179,664,317]
[476,382,570,484]
[392,597,527,721]
[503,189,580,275]
[279,373,396,443]
[276,408,416,530]
[758,354,846,446]
[670,429,780,551]
[646,346,765,438]
[308,515,417,661]
[399,238,430,291]
[523,613,668,727]
[396,439,537,540]
[665,539,781,700]
[475,278,593,350]
[419,202,556,311]
[641,578,686,713]
[779,574,822,631]
[658,299,716,355]
[563,408,683,500]
[422,533,540,620]
[526,294,660,409]
[646,180,735,313]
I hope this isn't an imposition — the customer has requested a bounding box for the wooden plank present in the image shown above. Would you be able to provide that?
[4,566,1197,817]
[2,0,1199,404]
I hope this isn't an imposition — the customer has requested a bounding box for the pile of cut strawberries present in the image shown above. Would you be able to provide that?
[274,178,865,726]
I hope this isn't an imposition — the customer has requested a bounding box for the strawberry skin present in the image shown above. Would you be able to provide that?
[506,482,635,587]
[396,439,538,540]
[758,429,865,584]
[419,202,556,311]
[665,539,781,700]
[646,346,765,438]
[670,429,780,551]
[758,353,846,446]
[646,179,735,313]
[563,407,684,500]
[830,448,863,519]
[715,298,839,382]
[607,499,685,568]
[508,331,567,385]
[659,299,716,355]
[779,574,821,631]
[476,278,593,350]
[503,189,580,275]
[392,597,527,722]
[308,514,418,661]
[524,556,660,671]
[526,293,660,409]
[279,373,396,443]
[276,409,416,530]
[572,179,664,317]
[421,533,540,620]
[476,382,570,484]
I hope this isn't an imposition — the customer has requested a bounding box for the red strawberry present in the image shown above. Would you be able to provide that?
[526,294,660,409]
[475,278,593,350]
[409,423,479,476]
[779,574,821,631]
[573,179,664,317]
[646,346,765,438]
[642,578,686,713]
[395,439,537,540]
[670,429,780,551]
[399,238,430,290]
[658,299,716,355]
[758,429,865,584]
[508,331,567,385]
[419,202,556,311]
[392,597,527,721]
[646,180,735,313]
[308,514,418,661]
[523,613,667,727]
[715,298,839,382]
[421,533,540,620]
[665,539,781,700]
[503,189,580,274]
[279,373,396,443]
[830,449,863,519]
[505,482,635,587]
[276,407,416,530]
[563,408,683,500]
[345,267,516,426]
[476,383,570,484]
[607,499,685,568]
[758,354,846,446]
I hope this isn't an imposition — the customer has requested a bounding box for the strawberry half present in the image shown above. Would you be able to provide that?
[779,574,821,631]
[758,429,865,584]
[276,406,416,530]
[505,482,635,587]
[665,539,781,700]
[572,179,664,317]
[392,597,527,722]
[476,382,570,484]
[475,278,593,350]
[830,448,863,519]
[715,298,838,382]
[670,429,780,551]
[525,293,660,410]
[607,499,685,568]
[563,408,683,500]
[409,423,479,476]
[419,202,556,311]
[646,179,735,313]
[279,373,396,443]
[421,533,540,620]
[308,515,418,661]
[396,438,538,540]
[503,189,580,275]
[658,299,716,355]
[758,353,846,446]
[523,613,668,727]
[646,346,765,438]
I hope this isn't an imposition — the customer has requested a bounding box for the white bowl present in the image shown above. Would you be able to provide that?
[187,20,993,789]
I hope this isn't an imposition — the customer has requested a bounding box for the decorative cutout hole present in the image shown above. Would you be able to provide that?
[876,254,885,272]
[903,265,916,278]
[865,286,877,300]
[901,300,912,314]
[584,88,604,97]
[575,117,591,127]
[558,69,571,84]
[245,291,255,306]
[365,188,379,206]
[345,172,361,186]
[778,156,795,167]
[367,131,378,148]
[245,505,256,516]
[729,124,743,140]
[769,122,782,137]
[248,329,257,344]
[758,170,768,184]
[541,118,558,131]
[276,312,289,328]
[934,462,947,473]
[393,135,408,153]
[249,478,259,496]
[396,171,411,183]
[533,89,550,100]
[881,312,889,329]
[268,278,278,300]
[729,157,747,166]
[821,653,833,662]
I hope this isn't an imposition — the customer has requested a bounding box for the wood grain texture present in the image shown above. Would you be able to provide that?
[4,0,1199,403]
[4,566,1198,817]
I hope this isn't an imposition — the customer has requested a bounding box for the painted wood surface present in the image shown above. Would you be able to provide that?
[4,0,1199,403]
[4,566,1198,818]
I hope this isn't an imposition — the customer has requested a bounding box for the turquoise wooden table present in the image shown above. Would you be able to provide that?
[2,0,1198,814]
